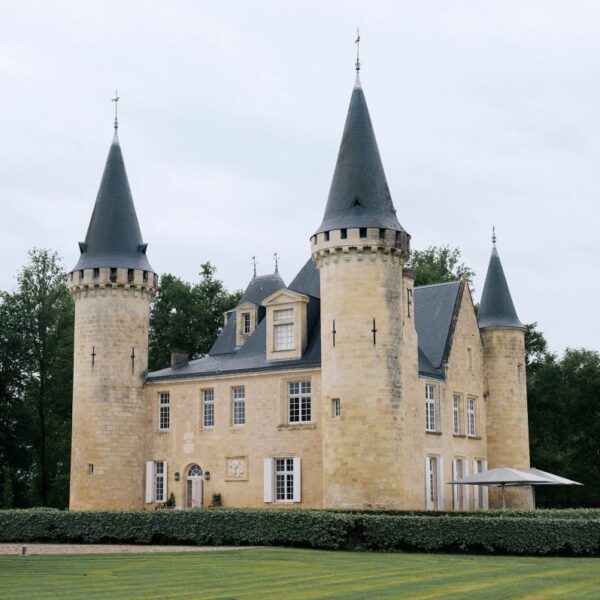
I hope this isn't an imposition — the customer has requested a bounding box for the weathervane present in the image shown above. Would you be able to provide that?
[492,225,497,246]
[273,252,279,273]
[355,27,361,72]
[251,256,257,279]
[112,90,119,130]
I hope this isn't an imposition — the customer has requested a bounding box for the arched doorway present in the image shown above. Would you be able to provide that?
[186,464,203,508]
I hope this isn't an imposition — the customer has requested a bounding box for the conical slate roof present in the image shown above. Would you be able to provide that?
[478,245,523,329]
[72,131,153,272]
[315,75,407,236]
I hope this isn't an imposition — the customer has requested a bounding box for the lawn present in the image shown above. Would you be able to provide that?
[1,547,599,599]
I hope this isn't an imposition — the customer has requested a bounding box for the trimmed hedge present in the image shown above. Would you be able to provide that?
[1,508,599,556]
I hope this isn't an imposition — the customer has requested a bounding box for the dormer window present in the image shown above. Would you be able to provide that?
[274,309,294,351]
[242,312,251,335]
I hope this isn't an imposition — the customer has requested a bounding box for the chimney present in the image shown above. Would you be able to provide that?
[170,350,189,367]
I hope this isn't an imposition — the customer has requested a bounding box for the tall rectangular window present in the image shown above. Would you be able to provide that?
[275,458,294,501]
[467,397,477,437]
[426,455,441,510]
[332,398,341,418]
[452,394,461,435]
[425,384,436,432]
[288,381,311,423]
[203,388,214,428]
[155,461,166,502]
[232,386,245,426]
[159,392,170,431]
[242,312,251,335]
[274,309,294,350]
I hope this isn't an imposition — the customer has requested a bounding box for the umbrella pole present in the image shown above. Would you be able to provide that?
[502,485,506,509]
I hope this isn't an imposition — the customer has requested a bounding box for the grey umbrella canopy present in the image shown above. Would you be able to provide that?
[527,468,582,486]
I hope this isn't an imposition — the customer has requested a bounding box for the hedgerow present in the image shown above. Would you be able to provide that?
[0,508,599,556]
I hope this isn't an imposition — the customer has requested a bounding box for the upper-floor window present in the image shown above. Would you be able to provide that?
[159,392,170,431]
[232,386,245,426]
[202,388,214,428]
[452,394,462,435]
[288,381,311,423]
[467,347,473,370]
[242,312,251,335]
[467,397,477,437]
[425,384,436,432]
[332,398,341,418]
[274,309,294,351]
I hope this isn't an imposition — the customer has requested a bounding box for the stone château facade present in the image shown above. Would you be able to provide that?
[68,69,532,511]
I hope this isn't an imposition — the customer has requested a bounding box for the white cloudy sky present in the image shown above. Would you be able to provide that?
[1,1,598,353]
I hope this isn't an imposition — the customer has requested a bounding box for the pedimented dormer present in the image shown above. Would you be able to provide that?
[235,302,259,348]
[262,288,310,361]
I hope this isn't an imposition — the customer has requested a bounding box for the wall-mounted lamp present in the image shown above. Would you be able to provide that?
[204,471,211,481]
[174,472,180,482]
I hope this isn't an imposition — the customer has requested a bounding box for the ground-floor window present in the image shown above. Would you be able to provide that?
[263,457,301,503]
[472,458,489,510]
[425,455,443,510]
[452,457,469,510]
[145,460,167,503]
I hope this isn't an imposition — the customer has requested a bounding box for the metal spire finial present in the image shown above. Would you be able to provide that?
[251,256,257,279]
[111,90,119,130]
[273,252,279,273]
[355,27,361,72]
[492,225,497,246]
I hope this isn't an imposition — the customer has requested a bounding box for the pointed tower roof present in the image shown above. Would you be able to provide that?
[478,241,523,330]
[72,130,153,272]
[315,74,408,237]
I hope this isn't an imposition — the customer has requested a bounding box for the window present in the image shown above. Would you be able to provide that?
[359,227,367,238]
[452,394,462,435]
[425,455,443,510]
[232,386,245,426]
[127,268,134,282]
[452,458,468,510]
[202,389,214,428]
[332,398,341,418]
[288,381,311,423]
[467,347,473,369]
[275,458,294,501]
[473,459,488,510]
[79,270,84,280]
[110,268,117,282]
[87,464,94,475]
[143,270,148,282]
[324,231,330,242]
[379,228,385,239]
[274,309,294,351]
[467,397,477,437]
[93,268,99,278]
[159,392,170,430]
[340,228,347,239]
[425,384,436,432]
[242,312,251,335]
[155,461,166,502]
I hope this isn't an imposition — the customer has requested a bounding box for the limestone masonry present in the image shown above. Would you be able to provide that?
[68,69,532,511]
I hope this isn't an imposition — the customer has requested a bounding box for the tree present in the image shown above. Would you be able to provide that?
[524,322,549,368]
[0,249,73,507]
[149,263,241,371]
[408,245,475,289]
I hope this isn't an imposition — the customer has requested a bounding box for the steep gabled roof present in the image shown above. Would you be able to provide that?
[478,246,524,330]
[314,75,408,237]
[73,131,153,272]
[238,272,286,306]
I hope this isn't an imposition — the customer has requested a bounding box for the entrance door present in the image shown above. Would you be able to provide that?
[186,464,203,508]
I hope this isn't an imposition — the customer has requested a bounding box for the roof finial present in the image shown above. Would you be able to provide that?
[492,225,497,247]
[355,27,361,73]
[111,90,119,130]
[273,252,279,273]
[251,256,257,279]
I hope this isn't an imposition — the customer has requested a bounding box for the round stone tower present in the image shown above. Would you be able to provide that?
[312,71,411,508]
[68,126,157,510]
[478,236,532,509]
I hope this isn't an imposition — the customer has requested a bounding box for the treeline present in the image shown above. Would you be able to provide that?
[0,247,598,508]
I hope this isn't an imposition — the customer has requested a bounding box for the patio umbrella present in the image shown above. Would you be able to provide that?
[448,466,551,509]
[527,468,582,486]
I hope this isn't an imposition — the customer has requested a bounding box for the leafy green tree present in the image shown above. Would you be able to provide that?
[525,322,549,368]
[149,263,241,371]
[0,249,73,507]
[408,245,475,288]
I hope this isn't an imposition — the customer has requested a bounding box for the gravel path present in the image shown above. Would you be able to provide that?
[0,544,254,555]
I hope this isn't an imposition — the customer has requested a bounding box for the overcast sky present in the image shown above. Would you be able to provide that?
[1,1,598,354]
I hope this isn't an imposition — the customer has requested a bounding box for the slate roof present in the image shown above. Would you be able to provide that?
[238,272,286,305]
[478,246,524,330]
[314,75,409,240]
[72,131,154,272]
[146,261,463,382]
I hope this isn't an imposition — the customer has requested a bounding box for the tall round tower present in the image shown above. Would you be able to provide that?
[312,70,411,508]
[478,235,532,509]
[68,124,157,510]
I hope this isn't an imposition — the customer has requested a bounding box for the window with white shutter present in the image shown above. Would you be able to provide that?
[263,458,273,503]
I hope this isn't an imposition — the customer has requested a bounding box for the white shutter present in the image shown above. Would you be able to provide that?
[452,458,458,510]
[438,457,445,510]
[145,461,154,503]
[425,457,432,510]
[463,461,470,510]
[263,458,273,503]
[163,461,168,502]
[472,459,479,510]
[293,457,301,503]
[482,460,489,509]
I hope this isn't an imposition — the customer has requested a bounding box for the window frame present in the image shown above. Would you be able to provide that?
[232,386,246,426]
[288,381,311,424]
[273,308,295,351]
[155,460,166,503]
[158,392,170,431]
[467,396,477,437]
[242,312,251,335]
[274,457,295,502]
[332,398,341,418]
[202,388,215,428]
[425,384,437,432]
[452,393,463,435]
